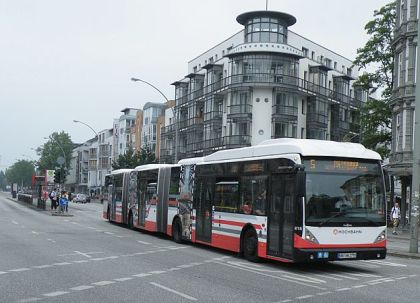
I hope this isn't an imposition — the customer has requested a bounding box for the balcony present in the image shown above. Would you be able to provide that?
[174,73,363,112]
[225,134,251,148]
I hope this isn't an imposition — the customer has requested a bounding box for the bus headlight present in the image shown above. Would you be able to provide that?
[374,230,386,243]
[305,228,319,244]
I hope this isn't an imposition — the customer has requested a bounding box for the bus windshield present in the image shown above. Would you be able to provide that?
[304,158,386,227]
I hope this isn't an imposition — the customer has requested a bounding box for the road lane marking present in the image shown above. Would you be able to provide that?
[53,262,72,266]
[137,240,151,245]
[0,271,8,275]
[32,265,53,269]
[114,277,133,282]
[150,282,197,301]
[12,220,19,225]
[9,268,30,272]
[148,270,166,274]
[336,288,351,292]
[43,291,69,297]
[17,297,41,302]
[214,261,326,290]
[296,294,314,299]
[353,284,367,288]
[133,273,152,278]
[70,285,95,291]
[92,281,115,286]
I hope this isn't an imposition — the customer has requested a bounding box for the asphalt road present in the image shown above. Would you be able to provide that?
[1,191,419,303]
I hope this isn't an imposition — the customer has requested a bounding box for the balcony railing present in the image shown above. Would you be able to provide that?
[174,73,364,110]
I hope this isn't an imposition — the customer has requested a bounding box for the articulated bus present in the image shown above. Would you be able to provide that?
[103,139,387,263]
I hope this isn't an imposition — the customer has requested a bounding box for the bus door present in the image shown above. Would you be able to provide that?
[137,179,148,227]
[195,178,213,243]
[267,174,295,259]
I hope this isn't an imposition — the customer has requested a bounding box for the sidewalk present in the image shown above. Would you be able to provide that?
[6,194,73,216]
[386,226,420,259]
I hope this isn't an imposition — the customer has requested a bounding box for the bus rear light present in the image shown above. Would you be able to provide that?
[374,230,386,243]
[304,228,319,244]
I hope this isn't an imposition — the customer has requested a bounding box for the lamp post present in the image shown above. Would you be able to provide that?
[131,77,178,163]
[73,120,100,193]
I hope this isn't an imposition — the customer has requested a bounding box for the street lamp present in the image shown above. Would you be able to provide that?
[73,120,99,192]
[131,77,179,163]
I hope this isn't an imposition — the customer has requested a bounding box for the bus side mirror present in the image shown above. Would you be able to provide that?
[296,171,306,197]
[383,168,390,192]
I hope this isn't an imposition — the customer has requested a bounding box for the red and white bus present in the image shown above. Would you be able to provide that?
[104,138,388,263]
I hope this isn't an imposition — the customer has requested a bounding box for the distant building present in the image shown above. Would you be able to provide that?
[141,102,167,157]
[117,108,138,156]
[160,10,367,163]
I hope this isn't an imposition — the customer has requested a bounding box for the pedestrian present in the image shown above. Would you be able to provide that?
[391,202,401,235]
[50,189,58,210]
[59,191,69,213]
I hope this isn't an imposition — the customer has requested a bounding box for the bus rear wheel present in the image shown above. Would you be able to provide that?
[172,219,182,243]
[243,229,259,262]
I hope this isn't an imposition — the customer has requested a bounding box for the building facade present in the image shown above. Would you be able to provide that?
[117,108,138,157]
[388,0,419,221]
[160,10,367,164]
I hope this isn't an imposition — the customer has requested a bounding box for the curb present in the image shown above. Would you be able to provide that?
[387,250,420,260]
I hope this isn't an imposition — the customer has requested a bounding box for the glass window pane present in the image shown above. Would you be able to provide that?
[261,32,269,42]
[270,33,278,43]
[253,23,260,31]
[270,22,278,32]
[261,22,270,31]
[252,32,259,42]
[261,17,269,22]
[253,17,261,23]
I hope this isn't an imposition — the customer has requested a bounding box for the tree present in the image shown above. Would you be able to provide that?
[0,170,7,190]
[112,146,156,170]
[37,131,74,171]
[353,2,396,159]
[5,160,35,188]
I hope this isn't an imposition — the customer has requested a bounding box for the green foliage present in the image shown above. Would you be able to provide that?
[360,98,392,159]
[112,146,156,170]
[37,131,73,171]
[353,2,395,158]
[0,170,7,190]
[353,2,396,100]
[5,160,35,187]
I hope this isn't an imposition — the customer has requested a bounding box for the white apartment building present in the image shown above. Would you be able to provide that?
[141,102,167,153]
[117,108,138,157]
[160,10,366,163]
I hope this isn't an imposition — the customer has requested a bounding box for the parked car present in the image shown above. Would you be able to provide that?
[73,193,88,203]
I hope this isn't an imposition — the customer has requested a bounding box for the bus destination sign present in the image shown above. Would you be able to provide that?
[307,159,369,172]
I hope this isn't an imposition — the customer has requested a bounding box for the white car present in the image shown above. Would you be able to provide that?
[73,193,87,203]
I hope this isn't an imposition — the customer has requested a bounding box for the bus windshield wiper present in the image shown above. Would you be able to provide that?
[319,212,348,226]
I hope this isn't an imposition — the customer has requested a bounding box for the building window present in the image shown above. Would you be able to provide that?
[311,51,315,60]
[302,47,308,57]
[244,17,287,43]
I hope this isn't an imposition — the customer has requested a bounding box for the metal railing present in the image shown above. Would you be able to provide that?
[174,73,364,110]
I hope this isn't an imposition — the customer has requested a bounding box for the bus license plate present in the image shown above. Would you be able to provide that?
[337,252,357,259]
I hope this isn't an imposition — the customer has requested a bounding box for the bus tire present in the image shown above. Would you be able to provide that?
[172,218,182,243]
[128,212,134,229]
[242,228,259,262]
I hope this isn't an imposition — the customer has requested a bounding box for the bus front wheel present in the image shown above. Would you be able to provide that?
[243,229,259,262]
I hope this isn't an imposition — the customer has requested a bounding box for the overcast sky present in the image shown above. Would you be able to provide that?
[0,0,392,169]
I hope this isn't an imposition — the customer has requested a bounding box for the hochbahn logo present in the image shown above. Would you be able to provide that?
[333,229,362,235]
